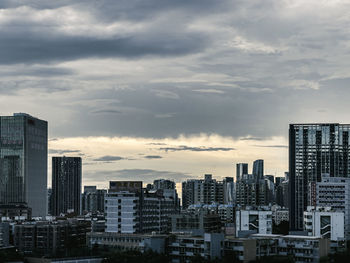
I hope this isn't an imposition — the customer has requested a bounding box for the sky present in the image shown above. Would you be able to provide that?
[1,0,350,192]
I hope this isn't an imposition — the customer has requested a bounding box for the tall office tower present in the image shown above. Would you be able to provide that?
[52,157,82,216]
[253,159,264,180]
[223,177,235,204]
[0,113,47,217]
[236,163,248,181]
[289,123,350,230]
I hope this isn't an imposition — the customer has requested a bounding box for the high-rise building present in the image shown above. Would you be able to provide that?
[289,123,350,230]
[182,179,201,209]
[223,177,235,204]
[181,175,226,208]
[236,163,248,181]
[253,159,264,180]
[105,181,178,234]
[0,113,47,217]
[151,179,180,212]
[52,156,82,216]
[236,174,258,207]
[81,186,106,214]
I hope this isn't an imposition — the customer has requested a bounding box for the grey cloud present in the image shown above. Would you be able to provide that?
[0,66,74,77]
[93,156,125,162]
[240,137,265,141]
[90,109,123,115]
[144,155,163,159]
[49,149,81,155]
[253,145,288,149]
[159,145,235,152]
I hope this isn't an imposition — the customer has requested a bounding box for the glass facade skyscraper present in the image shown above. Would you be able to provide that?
[253,159,264,180]
[52,156,82,216]
[0,113,47,216]
[236,163,248,181]
[289,123,350,230]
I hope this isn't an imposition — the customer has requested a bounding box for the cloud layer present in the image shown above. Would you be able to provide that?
[3,1,350,187]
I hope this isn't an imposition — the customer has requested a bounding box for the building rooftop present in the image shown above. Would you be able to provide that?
[283,235,322,240]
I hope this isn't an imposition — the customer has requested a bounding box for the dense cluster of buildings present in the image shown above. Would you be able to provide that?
[1,114,350,262]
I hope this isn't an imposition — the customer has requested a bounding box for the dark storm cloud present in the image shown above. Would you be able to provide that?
[0,0,218,65]
[84,168,190,183]
[144,155,163,159]
[3,1,350,141]
[159,145,235,152]
[0,34,208,65]
[0,0,228,15]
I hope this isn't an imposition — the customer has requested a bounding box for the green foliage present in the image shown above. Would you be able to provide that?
[272,221,289,235]
[0,248,24,263]
[254,255,294,263]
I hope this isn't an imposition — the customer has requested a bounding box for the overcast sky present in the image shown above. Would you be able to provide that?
[1,0,350,190]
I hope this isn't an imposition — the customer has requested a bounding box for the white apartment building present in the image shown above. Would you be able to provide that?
[235,210,272,237]
[105,191,140,234]
[105,181,178,234]
[314,176,350,239]
[304,206,345,241]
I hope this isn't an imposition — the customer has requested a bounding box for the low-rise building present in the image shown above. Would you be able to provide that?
[223,237,256,263]
[167,233,224,263]
[278,235,330,263]
[87,232,166,254]
[26,257,103,263]
[13,219,90,256]
[247,234,330,263]
[170,212,221,235]
[0,222,9,247]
